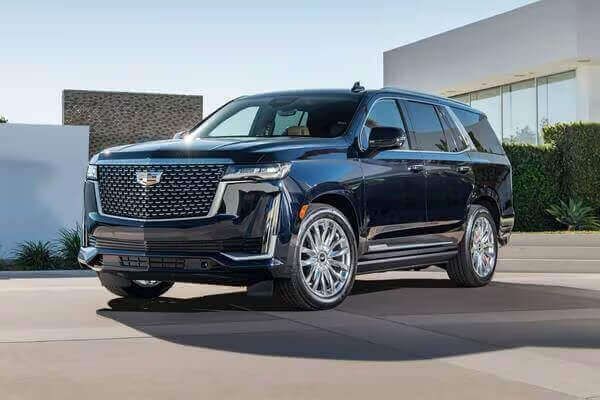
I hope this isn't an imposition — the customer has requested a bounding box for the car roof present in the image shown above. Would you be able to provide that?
[240,88,480,115]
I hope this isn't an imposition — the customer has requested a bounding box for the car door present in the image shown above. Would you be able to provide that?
[359,97,429,251]
[401,100,475,244]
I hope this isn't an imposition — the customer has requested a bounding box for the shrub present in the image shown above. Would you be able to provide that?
[13,241,56,270]
[0,115,7,123]
[547,198,600,231]
[543,122,600,210]
[56,225,82,269]
[503,143,562,231]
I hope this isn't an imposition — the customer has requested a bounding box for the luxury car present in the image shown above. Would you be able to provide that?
[79,83,514,310]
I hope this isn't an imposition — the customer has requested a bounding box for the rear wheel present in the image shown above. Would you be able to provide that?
[275,203,357,310]
[98,272,174,298]
[447,205,498,287]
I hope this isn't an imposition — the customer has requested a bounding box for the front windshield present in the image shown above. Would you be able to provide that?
[191,94,362,139]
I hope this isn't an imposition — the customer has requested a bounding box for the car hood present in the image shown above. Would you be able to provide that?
[94,136,350,164]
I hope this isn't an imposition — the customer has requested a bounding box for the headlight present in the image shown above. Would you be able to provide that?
[222,163,291,181]
[86,164,98,180]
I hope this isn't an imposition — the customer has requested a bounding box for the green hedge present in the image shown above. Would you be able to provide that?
[504,122,600,231]
[544,123,600,210]
[504,144,562,231]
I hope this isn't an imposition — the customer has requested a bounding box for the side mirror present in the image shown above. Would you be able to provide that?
[172,130,189,140]
[368,127,407,150]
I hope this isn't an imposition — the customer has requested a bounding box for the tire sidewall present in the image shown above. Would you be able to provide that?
[463,206,498,284]
[292,204,357,308]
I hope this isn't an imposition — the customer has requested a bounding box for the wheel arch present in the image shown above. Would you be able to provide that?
[311,191,361,244]
[471,192,501,232]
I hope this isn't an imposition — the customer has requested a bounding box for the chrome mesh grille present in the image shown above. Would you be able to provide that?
[97,164,226,220]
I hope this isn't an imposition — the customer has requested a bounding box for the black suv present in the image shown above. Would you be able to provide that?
[79,85,514,310]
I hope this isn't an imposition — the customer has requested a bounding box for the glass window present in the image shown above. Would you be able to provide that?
[452,94,470,105]
[192,94,362,139]
[470,87,502,141]
[272,110,308,136]
[363,99,408,149]
[502,80,537,144]
[538,71,576,137]
[438,107,467,151]
[405,101,450,152]
[448,70,576,145]
[206,106,259,137]
[452,107,505,155]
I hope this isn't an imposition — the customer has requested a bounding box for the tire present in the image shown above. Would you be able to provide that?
[97,272,174,299]
[275,203,357,310]
[447,205,498,287]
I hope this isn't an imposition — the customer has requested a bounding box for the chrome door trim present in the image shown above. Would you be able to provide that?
[368,241,454,253]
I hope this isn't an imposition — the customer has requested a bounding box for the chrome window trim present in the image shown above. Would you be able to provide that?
[358,95,476,154]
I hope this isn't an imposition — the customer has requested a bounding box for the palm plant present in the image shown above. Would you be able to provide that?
[56,225,82,269]
[13,241,55,270]
[546,198,600,231]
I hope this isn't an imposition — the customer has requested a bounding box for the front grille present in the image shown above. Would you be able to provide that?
[97,164,227,220]
[90,237,263,254]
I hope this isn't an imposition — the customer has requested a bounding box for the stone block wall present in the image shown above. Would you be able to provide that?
[62,90,203,156]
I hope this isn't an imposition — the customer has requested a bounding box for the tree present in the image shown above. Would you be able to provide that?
[0,116,7,123]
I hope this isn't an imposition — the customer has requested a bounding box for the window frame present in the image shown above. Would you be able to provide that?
[358,95,476,153]
[402,99,453,153]
[360,97,413,151]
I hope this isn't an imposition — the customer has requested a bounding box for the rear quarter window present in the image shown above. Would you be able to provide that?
[451,107,505,155]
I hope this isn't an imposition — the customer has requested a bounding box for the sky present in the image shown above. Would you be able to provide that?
[0,0,538,124]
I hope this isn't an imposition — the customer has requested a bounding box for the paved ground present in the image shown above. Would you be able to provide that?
[2,268,600,399]
[497,233,600,273]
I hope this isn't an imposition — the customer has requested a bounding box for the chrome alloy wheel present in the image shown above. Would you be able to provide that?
[470,216,496,278]
[300,217,352,298]
[133,280,162,287]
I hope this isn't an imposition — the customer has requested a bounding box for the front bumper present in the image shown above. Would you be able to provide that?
[80,177,297,285]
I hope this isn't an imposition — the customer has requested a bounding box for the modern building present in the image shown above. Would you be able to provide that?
[384,0,600,145]
[63,90,203,155]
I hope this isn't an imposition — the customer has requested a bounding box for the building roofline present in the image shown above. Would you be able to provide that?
[384,0,544,55]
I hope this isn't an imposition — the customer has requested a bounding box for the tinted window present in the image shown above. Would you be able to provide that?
[405,101,450,152]
[438,107,468,151]
[363,99,408,149]
[451,107,505,155]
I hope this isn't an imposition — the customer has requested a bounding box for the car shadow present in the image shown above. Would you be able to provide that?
[97,277,600,361]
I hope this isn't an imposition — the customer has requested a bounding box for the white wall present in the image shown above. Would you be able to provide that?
[0,124,89,255]
[383,0,600,96]
[576,65,600,122]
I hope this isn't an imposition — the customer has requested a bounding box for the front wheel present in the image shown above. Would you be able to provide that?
[447,205,498,287]
[275,203,357,310]
[98,272,174,298]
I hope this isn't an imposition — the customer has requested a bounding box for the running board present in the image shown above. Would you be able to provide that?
[357,250,457,275]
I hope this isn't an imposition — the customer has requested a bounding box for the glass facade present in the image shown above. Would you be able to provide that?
[451,71,577,144]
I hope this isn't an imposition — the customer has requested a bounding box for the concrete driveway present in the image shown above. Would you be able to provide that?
[1,268,600,400]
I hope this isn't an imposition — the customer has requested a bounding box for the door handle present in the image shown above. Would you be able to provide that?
[408,164,425,173]
[457,166,472,174]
